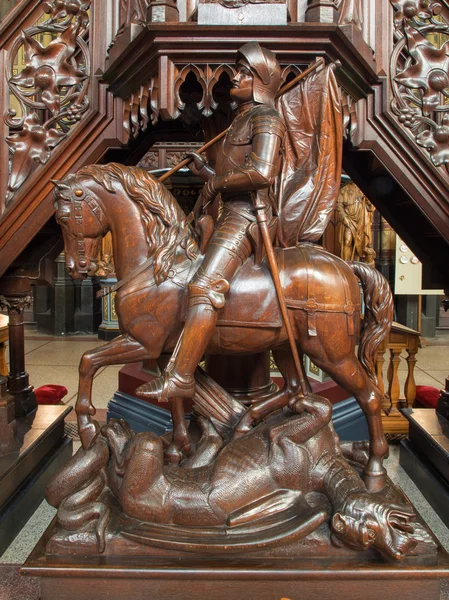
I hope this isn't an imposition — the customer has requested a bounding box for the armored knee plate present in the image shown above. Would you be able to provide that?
[188,270,230,310]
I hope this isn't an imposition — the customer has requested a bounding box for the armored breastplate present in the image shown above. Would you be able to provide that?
[215,108,254,177]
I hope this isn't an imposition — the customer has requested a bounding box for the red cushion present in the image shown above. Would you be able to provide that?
[35,385,68,405]
[415,385,440,409]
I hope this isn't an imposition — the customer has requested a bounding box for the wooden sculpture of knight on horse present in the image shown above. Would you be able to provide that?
[53,42,392,493]
[137,42,342,406]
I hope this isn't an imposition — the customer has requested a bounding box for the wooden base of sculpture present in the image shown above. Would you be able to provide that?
[22,499,449,600]
[400,407,449,529]
[0,405,72,555]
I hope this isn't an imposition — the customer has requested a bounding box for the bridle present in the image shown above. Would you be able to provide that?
[60,186,107,276]
[58,183,196,299]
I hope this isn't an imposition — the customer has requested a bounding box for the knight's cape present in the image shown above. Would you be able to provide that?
[275,65,342,248]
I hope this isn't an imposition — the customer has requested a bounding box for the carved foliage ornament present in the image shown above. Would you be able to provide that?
[0,295,33,315]
[4,0,91,204]
[390,0,449,171]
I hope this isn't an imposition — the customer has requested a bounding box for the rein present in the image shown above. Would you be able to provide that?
[96,256,154,299]
[72,191,106,275]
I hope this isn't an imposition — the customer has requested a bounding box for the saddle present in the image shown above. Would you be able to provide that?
[172,243,360,334]
[218,243,360,335]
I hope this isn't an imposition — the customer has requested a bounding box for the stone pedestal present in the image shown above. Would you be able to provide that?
[305,0,338,23]
[73,278,102,334]
[147,0,179,22]
[98,278,120,341]
[35,254,75,335]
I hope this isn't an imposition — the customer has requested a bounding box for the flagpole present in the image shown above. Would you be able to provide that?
[158,58,325,184]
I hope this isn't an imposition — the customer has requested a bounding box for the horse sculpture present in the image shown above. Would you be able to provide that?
[53,162,393,493]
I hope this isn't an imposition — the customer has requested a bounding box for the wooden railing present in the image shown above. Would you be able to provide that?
[377,322,421,434]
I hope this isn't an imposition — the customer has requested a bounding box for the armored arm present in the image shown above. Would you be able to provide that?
[186,152,215,182]
[201,113,285,202]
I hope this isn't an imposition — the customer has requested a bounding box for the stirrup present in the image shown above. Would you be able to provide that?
[161,370,195,402]
[136,371,195,403]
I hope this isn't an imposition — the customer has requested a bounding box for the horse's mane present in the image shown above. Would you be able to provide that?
[75,163,198,285]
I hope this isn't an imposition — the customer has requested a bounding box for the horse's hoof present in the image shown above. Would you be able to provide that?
[166,444,183,465]
[363,469,387,493]
[233,426,251,440]
[79,417,101,450]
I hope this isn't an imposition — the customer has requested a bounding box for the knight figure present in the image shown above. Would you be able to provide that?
[136,42,285,405]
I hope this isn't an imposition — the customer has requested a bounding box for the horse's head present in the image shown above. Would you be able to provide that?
[331,493,417,561]
[52,176,107,279]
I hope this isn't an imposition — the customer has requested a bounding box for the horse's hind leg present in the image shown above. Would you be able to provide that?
[77,335,149,449]
[234,347,309,437]
[312,353,388,493]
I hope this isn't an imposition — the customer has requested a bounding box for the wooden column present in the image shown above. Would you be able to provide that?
[205,352,277,404]
[0,294,37,417]
[0,314,8,377]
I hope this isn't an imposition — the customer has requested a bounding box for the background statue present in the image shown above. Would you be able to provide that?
[95,232,115,277]
[336,0,364,29]
[337,182,376,266]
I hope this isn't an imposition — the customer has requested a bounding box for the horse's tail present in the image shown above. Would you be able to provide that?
[349,262,394,386]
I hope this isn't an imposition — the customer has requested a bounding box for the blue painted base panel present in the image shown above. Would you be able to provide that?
[108,392,368,442]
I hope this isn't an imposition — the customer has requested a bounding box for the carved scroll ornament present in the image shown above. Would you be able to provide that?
[4,0,91,204]
[390,0,449,172]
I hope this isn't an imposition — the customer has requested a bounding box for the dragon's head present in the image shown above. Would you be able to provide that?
[331,493,417,561]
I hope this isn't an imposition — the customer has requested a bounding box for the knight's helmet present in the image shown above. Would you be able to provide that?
[236,42,281,107]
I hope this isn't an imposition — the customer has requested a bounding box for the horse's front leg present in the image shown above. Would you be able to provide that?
[77,335,149,449]
[166,398,191,464]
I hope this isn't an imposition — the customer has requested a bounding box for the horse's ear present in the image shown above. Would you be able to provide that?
[50,179,69,190]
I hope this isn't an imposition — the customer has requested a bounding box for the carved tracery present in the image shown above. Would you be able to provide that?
[4,0,91,204]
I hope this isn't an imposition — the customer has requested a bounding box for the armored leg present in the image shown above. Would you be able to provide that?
[136,208,253,402]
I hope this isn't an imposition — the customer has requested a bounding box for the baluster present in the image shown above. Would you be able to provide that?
[403,341,418,408]
[387,348,401,415]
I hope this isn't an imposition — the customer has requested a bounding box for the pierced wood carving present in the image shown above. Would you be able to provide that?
[390,0,449,172]
[4,0,91,204]
[123,79,159,139]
